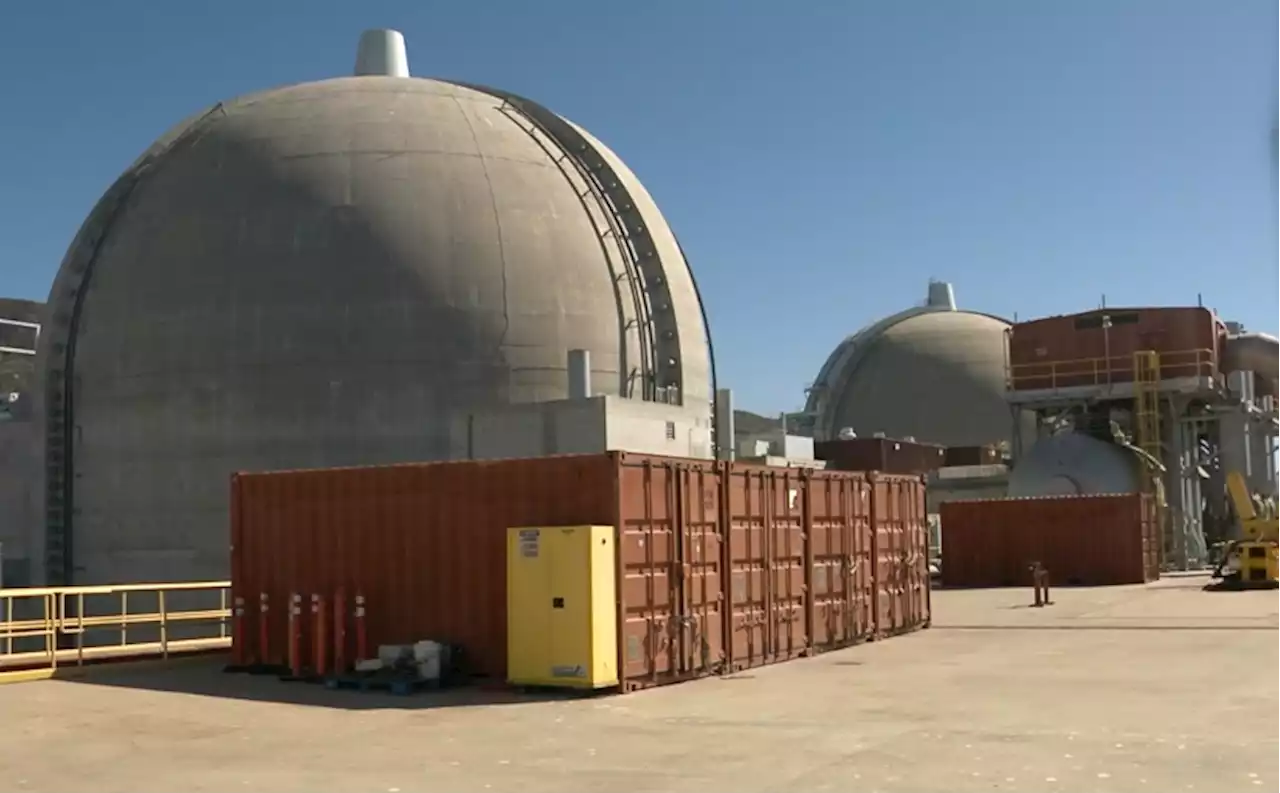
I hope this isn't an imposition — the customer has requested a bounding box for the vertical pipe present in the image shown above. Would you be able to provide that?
[714,388,735,461]
[567,348,591,400]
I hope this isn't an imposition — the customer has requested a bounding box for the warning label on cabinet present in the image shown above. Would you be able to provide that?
[518,529,540,558]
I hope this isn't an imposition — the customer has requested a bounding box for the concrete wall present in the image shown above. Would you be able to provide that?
[603,398,713,460]
[450,396,713,461]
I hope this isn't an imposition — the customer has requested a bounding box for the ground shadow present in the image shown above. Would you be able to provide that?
[1201,579,1279,593]
[61,654,591,711]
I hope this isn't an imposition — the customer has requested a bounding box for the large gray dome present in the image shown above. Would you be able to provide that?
[804,283,1013,448]
[35,65,710,586]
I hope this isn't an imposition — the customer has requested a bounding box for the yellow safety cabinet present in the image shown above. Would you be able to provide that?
[506,525,619,689]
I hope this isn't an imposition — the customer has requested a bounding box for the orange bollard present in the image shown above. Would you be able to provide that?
[288,593,303,678]
[232,596,246,666]
[333,587,348,674]
[354,592,368,662]
[258,593,270,666]
[311,593,328,678]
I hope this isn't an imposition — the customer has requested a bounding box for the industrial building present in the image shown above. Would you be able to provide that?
[799,281,1023,449]
[31,31,714,587]
[1004,307,1277,569]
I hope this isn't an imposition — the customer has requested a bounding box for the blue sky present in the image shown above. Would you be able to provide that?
[0,0,1275,414]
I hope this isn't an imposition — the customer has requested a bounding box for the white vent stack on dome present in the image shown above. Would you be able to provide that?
[354,29,410,77]
[926,280,957,311]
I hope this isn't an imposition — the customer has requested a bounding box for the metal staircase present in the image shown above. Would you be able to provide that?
[1133,351,1162,461]
[1132,350,1166,564]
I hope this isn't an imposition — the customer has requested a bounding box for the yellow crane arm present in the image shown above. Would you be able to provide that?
[1226,471,1257,523]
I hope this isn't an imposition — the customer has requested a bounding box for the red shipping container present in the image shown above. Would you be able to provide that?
[1008,307,1223,391]
[230,454,932,691]
[939,494,1160,588]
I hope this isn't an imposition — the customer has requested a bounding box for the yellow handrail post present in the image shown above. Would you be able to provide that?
[159,590,169,660]
[45,593,57,671]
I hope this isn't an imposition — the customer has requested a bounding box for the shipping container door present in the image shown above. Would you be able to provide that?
[724,466,768,671]
[616,458,725,686]
[723,467,810,670]
[807,474,874,649]
[674,464,726,679]
[899,478,931,629]
[807,474,847,649]
[769,469,808,663]
[850,478,876,641]
[871,475,929,635]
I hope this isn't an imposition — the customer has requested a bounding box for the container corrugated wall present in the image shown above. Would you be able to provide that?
[231,454,931,691]
[939,494,1160,587]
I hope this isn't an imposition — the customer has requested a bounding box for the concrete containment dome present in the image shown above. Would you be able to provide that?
[35,31,711,586]
[803,282,1012,447]
[1007,433,1142,497]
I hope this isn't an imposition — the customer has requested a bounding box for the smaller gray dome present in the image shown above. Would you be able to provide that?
[804,283,1013,447]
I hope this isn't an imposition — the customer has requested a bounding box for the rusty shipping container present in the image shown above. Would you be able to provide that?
[939,494,1160,588]
[1008,307,1223,391]
[815,437,946,476]
[231,454,931,692]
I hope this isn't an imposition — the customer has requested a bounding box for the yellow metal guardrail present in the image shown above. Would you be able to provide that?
[1007,348,1216,392]
[0,580,231,684]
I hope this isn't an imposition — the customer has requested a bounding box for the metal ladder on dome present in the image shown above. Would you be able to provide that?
[1133,350,1166,564]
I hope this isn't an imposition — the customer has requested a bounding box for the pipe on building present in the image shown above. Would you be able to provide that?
[714,389,735,461]
[567,349,591,400]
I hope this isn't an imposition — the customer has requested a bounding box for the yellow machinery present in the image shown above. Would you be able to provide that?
[1214,471,1279,588]
[506,525,619,689]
